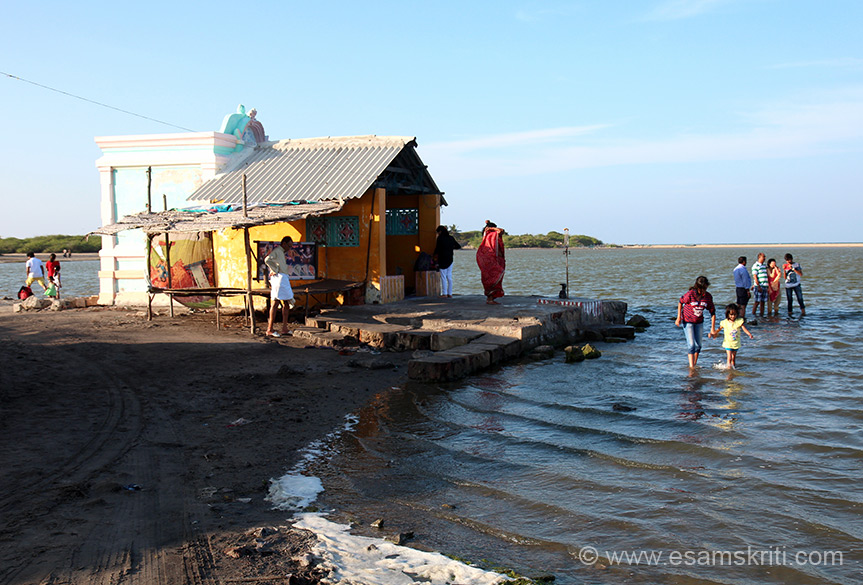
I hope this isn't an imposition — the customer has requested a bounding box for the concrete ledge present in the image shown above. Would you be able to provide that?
[430,329,485,351]
[393,329,434,351]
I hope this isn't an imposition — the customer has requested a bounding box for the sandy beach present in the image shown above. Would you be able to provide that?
[0,304,412,585]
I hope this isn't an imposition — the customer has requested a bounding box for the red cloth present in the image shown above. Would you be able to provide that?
[476,229,505,299]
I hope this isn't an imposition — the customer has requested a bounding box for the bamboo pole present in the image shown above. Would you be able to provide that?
[164,194,174,317]
[242,175,255,333]
[146,233,154,321]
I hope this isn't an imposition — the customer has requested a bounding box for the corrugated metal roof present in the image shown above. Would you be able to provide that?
[188,135,429,204]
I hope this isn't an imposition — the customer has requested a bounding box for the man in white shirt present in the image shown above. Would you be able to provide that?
[25,252,48,291]
[264,237,296,337]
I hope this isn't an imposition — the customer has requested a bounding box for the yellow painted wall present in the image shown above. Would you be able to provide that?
[212,188,388,308]
[385,193,441,292]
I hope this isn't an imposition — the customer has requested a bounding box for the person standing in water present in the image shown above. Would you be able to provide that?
[710,303,754,369]
[751,252,768,318]
[676,276,716,369]
[783,253,805,316]
[476,220,505,305]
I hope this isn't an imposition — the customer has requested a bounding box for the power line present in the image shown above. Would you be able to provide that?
[1,71,197,132]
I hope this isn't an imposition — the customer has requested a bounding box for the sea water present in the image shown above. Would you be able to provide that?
[296,246,863,584]
[0,259,100,299]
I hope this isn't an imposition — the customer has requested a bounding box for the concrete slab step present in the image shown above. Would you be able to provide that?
[430,329,485,351]
[292,326,355,348]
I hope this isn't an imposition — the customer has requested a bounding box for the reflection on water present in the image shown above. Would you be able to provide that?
[306,247,863,584]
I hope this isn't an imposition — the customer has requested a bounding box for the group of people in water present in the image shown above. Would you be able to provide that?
[676,252,806,369]
[433,220,505,305]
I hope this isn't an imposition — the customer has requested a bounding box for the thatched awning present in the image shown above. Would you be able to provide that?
[90,201,344,236]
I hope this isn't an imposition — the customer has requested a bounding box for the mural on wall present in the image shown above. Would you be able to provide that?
[149,232,216,307]
[255,241,318,281]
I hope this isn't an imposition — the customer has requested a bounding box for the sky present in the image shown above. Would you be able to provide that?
[2,0,862,244]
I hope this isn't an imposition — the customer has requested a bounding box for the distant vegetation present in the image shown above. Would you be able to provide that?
[0,235,101,255]
[451,228,604,249]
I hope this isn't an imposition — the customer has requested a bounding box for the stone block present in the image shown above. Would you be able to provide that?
[408,354,472,381]
[466,342,506,365]
[21,296,51,310]
[601,325,636,339]
[430,329,484,351]
[393,329,433,351]
[356,323,411,348]
[439,345,492,370]
[72,297,87,308]
[473,334,522,358]
[12,303,22,313]
[85,295,100,307]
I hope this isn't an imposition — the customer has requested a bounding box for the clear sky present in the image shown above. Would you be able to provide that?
[2,0,861,244]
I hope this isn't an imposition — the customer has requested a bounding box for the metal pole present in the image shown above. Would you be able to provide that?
[564,228,570,299]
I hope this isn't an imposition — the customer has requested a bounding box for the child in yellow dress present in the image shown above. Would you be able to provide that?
[710,303,753,369]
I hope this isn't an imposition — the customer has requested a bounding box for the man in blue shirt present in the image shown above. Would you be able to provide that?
[733,256,752,316]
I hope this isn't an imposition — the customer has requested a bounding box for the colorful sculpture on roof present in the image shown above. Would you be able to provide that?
[219,104,267,151]
[245,108,267,144]
[219,105,251,152]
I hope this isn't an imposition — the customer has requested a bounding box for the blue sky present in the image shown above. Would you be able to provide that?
[2,0,861,244]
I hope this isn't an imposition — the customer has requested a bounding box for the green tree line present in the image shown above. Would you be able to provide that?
[451,228,604,249]
[0,235,102,255]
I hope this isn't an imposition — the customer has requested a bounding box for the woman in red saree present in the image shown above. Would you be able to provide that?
[476,221,505,304]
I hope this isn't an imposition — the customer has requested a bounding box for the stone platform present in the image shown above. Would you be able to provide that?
[300,295,629,382]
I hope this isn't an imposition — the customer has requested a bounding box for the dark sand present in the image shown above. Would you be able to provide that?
[0,303,411,584]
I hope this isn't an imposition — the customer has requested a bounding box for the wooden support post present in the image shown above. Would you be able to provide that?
[146,233,154,321]
[242,175,255,334]
[165,231,174,318]
[146,166,152,213]
[215,293,221,330]
[244,227,255,334]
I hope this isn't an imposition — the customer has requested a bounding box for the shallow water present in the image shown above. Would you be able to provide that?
[306,247,863,584]
[0,259,100,299]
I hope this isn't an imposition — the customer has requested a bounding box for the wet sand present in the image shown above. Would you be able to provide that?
[0,304,411,584]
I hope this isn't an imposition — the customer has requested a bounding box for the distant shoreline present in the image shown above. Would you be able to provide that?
[461,243,863,251]
[0,252,100,264]
[621,243,863,249]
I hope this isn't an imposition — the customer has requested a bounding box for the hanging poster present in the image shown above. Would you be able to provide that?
[255,241,318,281]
